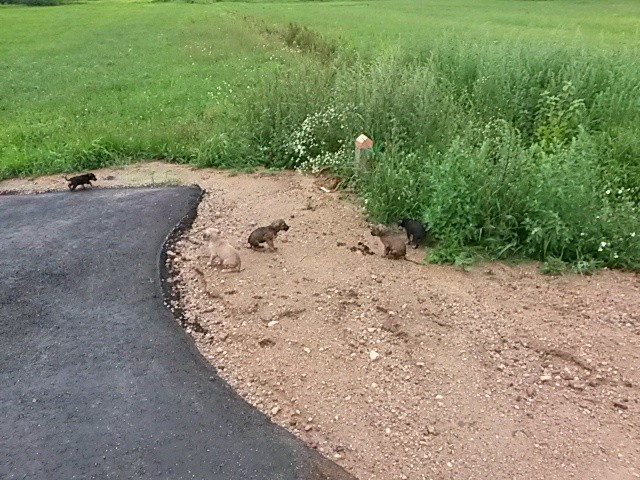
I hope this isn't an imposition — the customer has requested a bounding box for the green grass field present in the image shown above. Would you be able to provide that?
[0,0,282,174]
[2,0,638,177]
[229,0,640,50]
[1,0,639,270]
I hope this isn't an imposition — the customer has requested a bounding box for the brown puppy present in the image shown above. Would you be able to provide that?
[370,224,406,259]
[248,219,290,251]
[370,225,425,265]
[203,228,242,273]
[65,173,97,191]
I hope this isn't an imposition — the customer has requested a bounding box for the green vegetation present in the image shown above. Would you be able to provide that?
[1,0,66,5]
[1,0,639,270]
[0,1,279,176]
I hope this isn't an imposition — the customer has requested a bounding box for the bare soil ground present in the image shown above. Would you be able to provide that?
[3,162,639,480]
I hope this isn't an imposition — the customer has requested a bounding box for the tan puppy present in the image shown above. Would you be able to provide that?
[203,229,242,273]
[248,219,290,251]
[370,224,407,259]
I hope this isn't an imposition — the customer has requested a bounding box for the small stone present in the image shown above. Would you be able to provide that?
[381,318,398,332]
[540,375,552,382]
[369,350,380,361]
[613,401,628,410]
[271,406,280,416]
[267,320,279,328]
[569,381,585,391]
[258,338,275,347]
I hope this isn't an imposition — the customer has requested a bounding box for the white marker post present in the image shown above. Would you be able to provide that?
[355,134,373,172]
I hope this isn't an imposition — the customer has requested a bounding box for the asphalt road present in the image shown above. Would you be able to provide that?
[0,187,354,480]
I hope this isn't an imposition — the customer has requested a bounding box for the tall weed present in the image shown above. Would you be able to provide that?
[4,7,638,270]
[241,39,640,269]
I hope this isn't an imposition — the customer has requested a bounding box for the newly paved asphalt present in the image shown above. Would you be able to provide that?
[0,187,354,480]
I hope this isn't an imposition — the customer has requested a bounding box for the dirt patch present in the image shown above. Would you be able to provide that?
[3,162,640,480]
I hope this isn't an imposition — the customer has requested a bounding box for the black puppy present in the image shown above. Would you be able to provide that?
[65,173,97,191]
[398,218,427,249]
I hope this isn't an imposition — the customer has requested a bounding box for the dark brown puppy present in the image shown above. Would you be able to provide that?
[65,173,97,191]
[248,219,290,251]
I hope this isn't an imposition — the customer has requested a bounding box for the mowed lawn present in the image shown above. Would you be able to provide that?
[0,0,282,177]
[229,0,640,50]
[1,0,639,178]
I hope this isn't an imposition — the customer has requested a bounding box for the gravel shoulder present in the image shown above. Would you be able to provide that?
[2,162,639,480]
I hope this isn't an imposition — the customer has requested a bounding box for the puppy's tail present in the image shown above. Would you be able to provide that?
[222,267,244,273]
[403,257,424,266]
